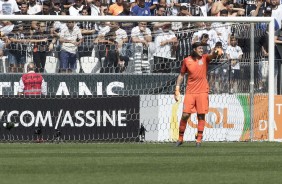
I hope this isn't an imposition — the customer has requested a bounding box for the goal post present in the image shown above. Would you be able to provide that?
[0,15,276,142]
[268,18,275,142]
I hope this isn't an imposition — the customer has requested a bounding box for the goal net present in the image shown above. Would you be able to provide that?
[0,15,276,142]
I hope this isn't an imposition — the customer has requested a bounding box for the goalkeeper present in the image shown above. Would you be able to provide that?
[174,42,222,147]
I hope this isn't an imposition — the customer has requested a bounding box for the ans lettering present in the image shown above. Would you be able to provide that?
[0,81,125,95]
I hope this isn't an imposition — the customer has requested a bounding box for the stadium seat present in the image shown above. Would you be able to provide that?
[133,45,151,73]
[124,57,134,73]
[79,57,100,73]
[76,59,80,73]
[0,56,8,73]
[45,55,58,73]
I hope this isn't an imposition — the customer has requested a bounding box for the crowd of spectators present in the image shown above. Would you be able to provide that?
[0,0,281,92]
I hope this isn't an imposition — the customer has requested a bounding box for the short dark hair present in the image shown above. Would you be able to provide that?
[200,33,209,40]
[180,6,188,11]
[230,35,237,41]
[21,2,29,7]
[220,9,228,15]
[156,5,165,11]
[43,1,51,7]
[215,42,222,47]
[192,42,202,49]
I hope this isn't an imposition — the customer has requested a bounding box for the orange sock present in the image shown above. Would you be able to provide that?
[196,120,205,143]
[178,119,187,142]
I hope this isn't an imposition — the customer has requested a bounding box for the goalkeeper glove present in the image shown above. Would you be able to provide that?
[214,48,223,57]
[174,86,180,102]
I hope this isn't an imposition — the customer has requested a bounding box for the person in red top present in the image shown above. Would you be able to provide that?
[174,42,222,147]
[18,63,47,95]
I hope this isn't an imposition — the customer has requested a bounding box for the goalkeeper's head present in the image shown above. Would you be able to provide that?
[191,42,203,58]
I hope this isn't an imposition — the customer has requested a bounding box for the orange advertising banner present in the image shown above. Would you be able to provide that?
[241,95,282,141]
[273,95,282,139]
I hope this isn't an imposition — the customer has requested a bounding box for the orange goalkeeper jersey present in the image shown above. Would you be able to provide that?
[180,54,211,94]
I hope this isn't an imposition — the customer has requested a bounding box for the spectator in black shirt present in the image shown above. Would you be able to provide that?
[52,0,63,15]
[14,2,31,30]
[31,1,56,31]
[77,7,96,60]
[31,22,56,73]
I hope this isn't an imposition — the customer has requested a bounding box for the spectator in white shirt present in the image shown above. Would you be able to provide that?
[69,0,84,16]
[226,36,243,93]
[131,22,152,73]
[94,22,128,73]
[27,0,41,15]
[59,21,83,73]
[90,0,100,16]
[211,9,231,51]
[0,0,20,15]
[153,22,178,73]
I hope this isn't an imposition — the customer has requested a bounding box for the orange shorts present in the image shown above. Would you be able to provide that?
[183,93,209,114]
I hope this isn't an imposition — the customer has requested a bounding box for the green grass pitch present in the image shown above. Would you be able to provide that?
[0,142,281,184]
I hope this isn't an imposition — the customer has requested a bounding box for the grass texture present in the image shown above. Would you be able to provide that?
[0,142,281,184]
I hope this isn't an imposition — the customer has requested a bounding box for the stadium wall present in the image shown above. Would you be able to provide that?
[141,94,282,142]
[0,74,176,95]
[0,74,281,141]
[0,96,140,141]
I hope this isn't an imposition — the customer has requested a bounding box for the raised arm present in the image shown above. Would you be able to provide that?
[207,47,223,61]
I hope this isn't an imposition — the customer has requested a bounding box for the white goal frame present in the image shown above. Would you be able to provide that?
[0,15,275,141]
